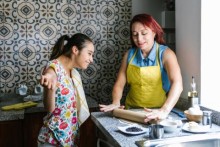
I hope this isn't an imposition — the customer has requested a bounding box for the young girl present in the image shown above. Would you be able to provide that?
[38,33,95,147]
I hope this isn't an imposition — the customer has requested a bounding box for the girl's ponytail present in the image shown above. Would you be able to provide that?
[50,35,70,60]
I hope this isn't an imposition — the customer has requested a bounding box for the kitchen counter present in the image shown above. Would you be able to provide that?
[0,93,98,121]
[91,111,220,147]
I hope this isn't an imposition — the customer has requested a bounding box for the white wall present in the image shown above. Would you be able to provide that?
[175,0,201,99]
[200,0,220,110]
[132,0,164,24]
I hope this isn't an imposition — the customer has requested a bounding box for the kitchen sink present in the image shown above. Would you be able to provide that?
[136,132,220,147]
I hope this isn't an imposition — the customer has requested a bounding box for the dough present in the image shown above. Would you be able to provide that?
[188,121,199,131]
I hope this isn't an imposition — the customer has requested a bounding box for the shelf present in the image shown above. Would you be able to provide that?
[161,11,175,29]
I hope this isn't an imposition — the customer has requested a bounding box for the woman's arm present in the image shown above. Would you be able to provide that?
[145,48,183,121]
[161,48,183,113]
[99,51,129,112]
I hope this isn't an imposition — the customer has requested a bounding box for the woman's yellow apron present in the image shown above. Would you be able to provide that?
[125,44,166,109]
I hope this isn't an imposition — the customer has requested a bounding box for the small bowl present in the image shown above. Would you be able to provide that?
[184,110,203,123]
[34,84,44,95]
[159,119,178,133]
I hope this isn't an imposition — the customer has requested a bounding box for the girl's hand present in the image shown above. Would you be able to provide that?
[40,68,57,90]
[40,74,57,90]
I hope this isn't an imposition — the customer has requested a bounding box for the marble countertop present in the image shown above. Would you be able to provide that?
[91,111,220,147]
[0,93,98,122]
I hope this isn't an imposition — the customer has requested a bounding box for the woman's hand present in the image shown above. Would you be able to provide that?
[99,104,125,112]
[144,108,169,123]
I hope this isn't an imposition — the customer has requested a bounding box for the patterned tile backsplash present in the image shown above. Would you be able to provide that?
[0,0,131,104]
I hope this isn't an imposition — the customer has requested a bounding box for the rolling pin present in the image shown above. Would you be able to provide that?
[113,108,147,124]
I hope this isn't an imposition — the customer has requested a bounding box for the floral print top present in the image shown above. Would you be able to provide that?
[38,59,79,147]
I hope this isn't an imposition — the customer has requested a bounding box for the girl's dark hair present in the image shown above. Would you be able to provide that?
[130,13,165,48]
[50,33,93,60]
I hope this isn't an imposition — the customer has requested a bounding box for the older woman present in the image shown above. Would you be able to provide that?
[99,13,183,123]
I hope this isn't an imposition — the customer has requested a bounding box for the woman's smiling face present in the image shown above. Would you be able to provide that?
[131,22,156,52]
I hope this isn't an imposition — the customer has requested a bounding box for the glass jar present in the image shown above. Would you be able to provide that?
[202,111,212,128]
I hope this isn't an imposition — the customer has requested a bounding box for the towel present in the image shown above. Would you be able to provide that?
[71,69,90,126]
